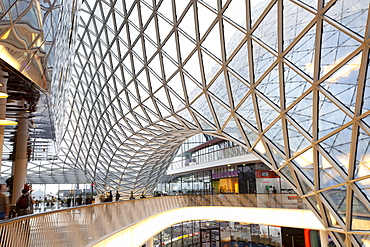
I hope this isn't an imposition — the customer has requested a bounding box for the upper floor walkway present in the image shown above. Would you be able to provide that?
[0,193,323,247]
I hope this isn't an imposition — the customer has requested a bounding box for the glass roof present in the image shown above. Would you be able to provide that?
[0,0,369,245]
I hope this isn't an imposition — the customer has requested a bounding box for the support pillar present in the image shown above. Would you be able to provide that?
[319,230,329,247]
[11,115,29,204]
[145,237,153,247]
[0,70,8,166]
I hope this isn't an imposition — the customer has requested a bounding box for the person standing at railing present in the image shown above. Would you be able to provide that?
[16,189,34,216]
[0,184,9,220]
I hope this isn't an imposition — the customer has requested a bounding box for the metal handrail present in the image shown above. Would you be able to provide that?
[0,193,306,247]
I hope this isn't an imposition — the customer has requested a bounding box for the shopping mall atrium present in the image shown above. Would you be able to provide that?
[0,0,369,246]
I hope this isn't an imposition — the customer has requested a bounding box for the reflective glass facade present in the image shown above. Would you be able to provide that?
[0,0,370,245]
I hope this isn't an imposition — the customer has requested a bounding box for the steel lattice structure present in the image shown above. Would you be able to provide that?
[0,0,370,245]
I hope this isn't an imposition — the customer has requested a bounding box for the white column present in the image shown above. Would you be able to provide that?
[319,230,329,247]
[0,70,8,166]
[145,237,154,247]
[11,115,29,204]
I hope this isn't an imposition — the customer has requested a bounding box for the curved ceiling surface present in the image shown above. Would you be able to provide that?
[0,0,370,245]
[59,0,370,244]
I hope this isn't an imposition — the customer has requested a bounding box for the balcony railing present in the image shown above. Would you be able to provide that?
[0,193,306,247]
[169,145,249,170]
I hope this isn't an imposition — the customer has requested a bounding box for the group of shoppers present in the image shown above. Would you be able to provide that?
[0,185,34,220]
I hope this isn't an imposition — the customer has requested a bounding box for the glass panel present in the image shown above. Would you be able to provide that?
[318,91,351,139]
[318,152,345,189]
[325,0,368,37]
[320,20,360,79]
[321,185,347,222]
[354,127,370,180]
[253,2,277,51]
[351,192,370,230]
[252,39,276,83]
[284,63,312,108]
[287,92,313,135]
[283,0,315,49]
[320,126,351,175]
[321,53,361,113]
[256,95,280,131]
[285,24,316,78]
[256,65,280,106]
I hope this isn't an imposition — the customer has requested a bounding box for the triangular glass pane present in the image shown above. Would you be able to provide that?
[283,0,315,49]
[223,117,243,141]
[253,140,271,162]
[287,92,313,135]
[253,2,277,51]
[354,178,370,202]
[228,40,250,81]
[268,144,285,167]
[177,108,194,123]
[140,2,153,25]
[361,53,370,115]
[202,0,217,10]
[325,0,368,37]
[129,3,140,28]
[223,0,246,29]
[305,195,320,214]
[354,127,370,180]
[229,72,250,106]
[298,0,316,9]
[318,91,351,139]
[210,97,230,128]
[183,51,202,84]
[264,119,285,153]
[178,2,196,40]
[162,55,178,79]
[197,116,216,131]
[318,152,345,189]
[285,24,316,78]
[321,185,347,220]
[155,98,172,118]
[167,73,186,108]
[169,90,185,111]
[287,119,311,156]
[175,0,189,20]
[351,192,370,230]
[236,94,257,127]
[256,96,280,132]
[162,33,178,61]
[201,50,221,85]
[191,94,215,125]
[252,40,276,83]
[354,234,370,247]
[208,71,229,104]
[197,2,217,40]
[296,172,314,194]
[223,20,246,60]
[244,128,259,148]
[284,64,312,108]
[157,0,173,21]
[184,74,202,103]
[202,21,222,60]
[250,1,271,28]
[292,148,315,183]
[157,15,173,41]
[256,65,280,106]
[144,19,158,46]
[280,164,296,190]
[153,86,170,109]
[320,20,361,79]
[320,126,352,175]
[178,32,196,63]
[143,36,158,60]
